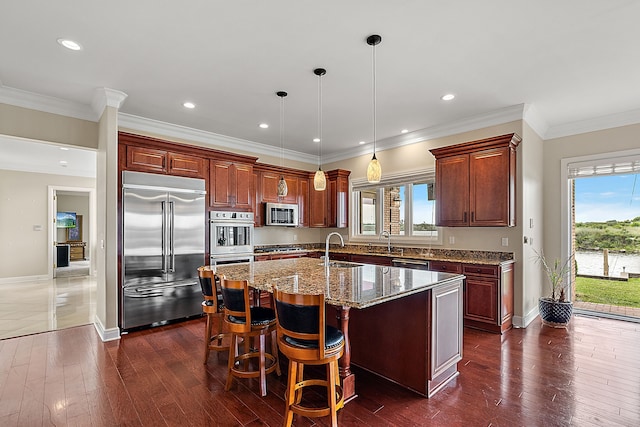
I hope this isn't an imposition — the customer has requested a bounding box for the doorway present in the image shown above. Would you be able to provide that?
[562,150,640,322]
[50,186,96,278]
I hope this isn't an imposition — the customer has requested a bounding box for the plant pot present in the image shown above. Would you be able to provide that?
[539,297,573,328]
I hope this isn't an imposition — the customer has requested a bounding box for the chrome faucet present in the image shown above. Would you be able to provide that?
[379,230,391,253]
[325,232,344,268]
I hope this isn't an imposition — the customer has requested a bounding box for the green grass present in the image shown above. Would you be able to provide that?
[575,276,640,308]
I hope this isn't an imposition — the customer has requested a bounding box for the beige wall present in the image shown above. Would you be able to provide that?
[0,169,95,279]
[0,104,98,149]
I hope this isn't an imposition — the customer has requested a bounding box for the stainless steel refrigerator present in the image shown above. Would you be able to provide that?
[121,171,206,330]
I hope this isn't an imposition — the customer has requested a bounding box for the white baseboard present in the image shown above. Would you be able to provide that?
[93,316,121,342]
[513,305,540,328]
[0,274,49,285]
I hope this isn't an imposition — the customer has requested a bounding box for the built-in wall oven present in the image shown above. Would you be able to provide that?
[209,211,254,266]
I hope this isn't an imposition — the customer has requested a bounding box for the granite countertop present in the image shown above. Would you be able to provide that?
[253,244,514,266]
[215,257,464,309]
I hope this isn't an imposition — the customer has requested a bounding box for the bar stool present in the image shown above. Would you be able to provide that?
[273,288,345,427]
[198,266,230,364]
[219,277,281,397]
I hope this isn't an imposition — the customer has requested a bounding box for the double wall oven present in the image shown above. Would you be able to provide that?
[209,211,254,266]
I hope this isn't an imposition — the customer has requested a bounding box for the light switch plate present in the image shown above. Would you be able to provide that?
[448,236,455,244]
[501,237,508,246]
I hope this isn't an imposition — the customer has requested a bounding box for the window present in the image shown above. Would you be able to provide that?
[351,169,441,243]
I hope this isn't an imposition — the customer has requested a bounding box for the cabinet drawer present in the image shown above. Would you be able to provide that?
[429,261,462,274]
[463,264,498,277]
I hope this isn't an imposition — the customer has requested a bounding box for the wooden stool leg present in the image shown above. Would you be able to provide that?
[204,314,213,364]
[259,333,267,397]
[225,334,237,391]
[328,360,339,427]
[284,361,297,427]
[294,364,304,404]
[271,328,281,376]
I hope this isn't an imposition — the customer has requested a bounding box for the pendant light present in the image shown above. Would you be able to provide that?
[313,68,327,191]
[366,34,382,184]
[276,91,288,197]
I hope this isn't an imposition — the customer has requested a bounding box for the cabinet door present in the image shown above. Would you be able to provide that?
[260,172,280,203]
[470,147,510,226]
[210,160,232,207]
[234,163,253,209]
[331,175,349,228]
[464,276,498,324]
[127,146,167,173]
[298,178,309,227]
[168,152,206,178]
[309,183,328,227]
[253,172,262,226]
[435,154,469,226]
[280,176,298,204]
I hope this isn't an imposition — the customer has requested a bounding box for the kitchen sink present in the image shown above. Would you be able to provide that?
[320,261,363,268]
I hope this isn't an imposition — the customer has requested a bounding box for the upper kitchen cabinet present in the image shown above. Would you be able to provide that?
[210,159,253,210]
[309,169,350,228]
[124,143,205,178]
[298,178,309,227]
[259,171,298,205]
[430,133,521,227]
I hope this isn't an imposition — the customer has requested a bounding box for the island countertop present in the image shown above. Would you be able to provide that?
[214,257,464,309]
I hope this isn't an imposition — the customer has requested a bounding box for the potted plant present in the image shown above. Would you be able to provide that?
[534,249,574,327]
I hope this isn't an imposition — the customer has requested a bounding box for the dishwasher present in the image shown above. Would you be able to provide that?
[391,258,430,270]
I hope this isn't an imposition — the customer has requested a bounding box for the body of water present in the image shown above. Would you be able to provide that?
[576,251,640,277]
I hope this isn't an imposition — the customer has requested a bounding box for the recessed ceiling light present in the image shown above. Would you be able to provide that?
[313,138,320,143]
[57,38,82,51]
[441,94,455,101]
[359,141,366,145]
[259,123,269,129]
[183,102,195,109]
[401,129,409,134]
[59,147,70,151]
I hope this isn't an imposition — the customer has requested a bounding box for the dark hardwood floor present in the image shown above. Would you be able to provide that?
[1,314,639,426]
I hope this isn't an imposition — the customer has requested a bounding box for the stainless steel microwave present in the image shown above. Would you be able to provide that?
[265,203,299,226]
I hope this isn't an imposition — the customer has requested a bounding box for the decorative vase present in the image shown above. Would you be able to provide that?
[539,297,573,327]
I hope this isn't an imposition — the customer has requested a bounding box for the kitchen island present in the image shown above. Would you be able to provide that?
[215,257,465,399]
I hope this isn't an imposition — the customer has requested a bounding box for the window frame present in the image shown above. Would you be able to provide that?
[350,168,442,245]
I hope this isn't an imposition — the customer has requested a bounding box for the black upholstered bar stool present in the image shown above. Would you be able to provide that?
[197,266,230,363]
[273,288,345,427]
[219,277,281,397]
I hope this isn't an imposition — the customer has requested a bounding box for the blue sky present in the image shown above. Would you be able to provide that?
[575,174,639,222]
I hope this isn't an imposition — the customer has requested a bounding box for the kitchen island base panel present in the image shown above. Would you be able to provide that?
[330,278,464,398]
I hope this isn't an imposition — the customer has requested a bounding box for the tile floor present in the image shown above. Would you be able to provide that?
[0,268,95,340]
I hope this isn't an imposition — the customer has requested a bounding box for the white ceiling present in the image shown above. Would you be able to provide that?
[2,1,640,175]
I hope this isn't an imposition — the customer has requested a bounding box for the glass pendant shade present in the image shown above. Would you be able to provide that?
[277,175,288,197]
[314,168,326,191]
[367,154,381,183]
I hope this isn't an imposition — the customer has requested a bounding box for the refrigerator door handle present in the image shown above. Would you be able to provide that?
[169,201,175,273]
[161,201,167,273]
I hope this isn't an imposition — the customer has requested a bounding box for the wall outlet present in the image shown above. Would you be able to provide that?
[448,236,455,244]
[501,237,508,246]
[293,234,298,241]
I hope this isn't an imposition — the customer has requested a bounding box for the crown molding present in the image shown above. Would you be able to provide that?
[324,104,531,163]
[0,84,97,121]
[118,113,317,164]
[544,107,640,140]
[92,88,128,117]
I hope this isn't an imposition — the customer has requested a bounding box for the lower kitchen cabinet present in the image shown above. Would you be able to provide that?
[349,254,393,266]
[430,260,514,334]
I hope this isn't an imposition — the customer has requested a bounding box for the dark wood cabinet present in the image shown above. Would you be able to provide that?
[350,254,393,266]
[298,178,309,227]
[309,169,350,228]
[462,262,514,333]
[125,146,206,178]
[430,133,521,227]
[210,160,253,210]
[260,172,298,204]
[309,179,328,227]
[429,260,513,334]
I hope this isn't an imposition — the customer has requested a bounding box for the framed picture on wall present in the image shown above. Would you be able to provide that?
[66,215,83,241]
